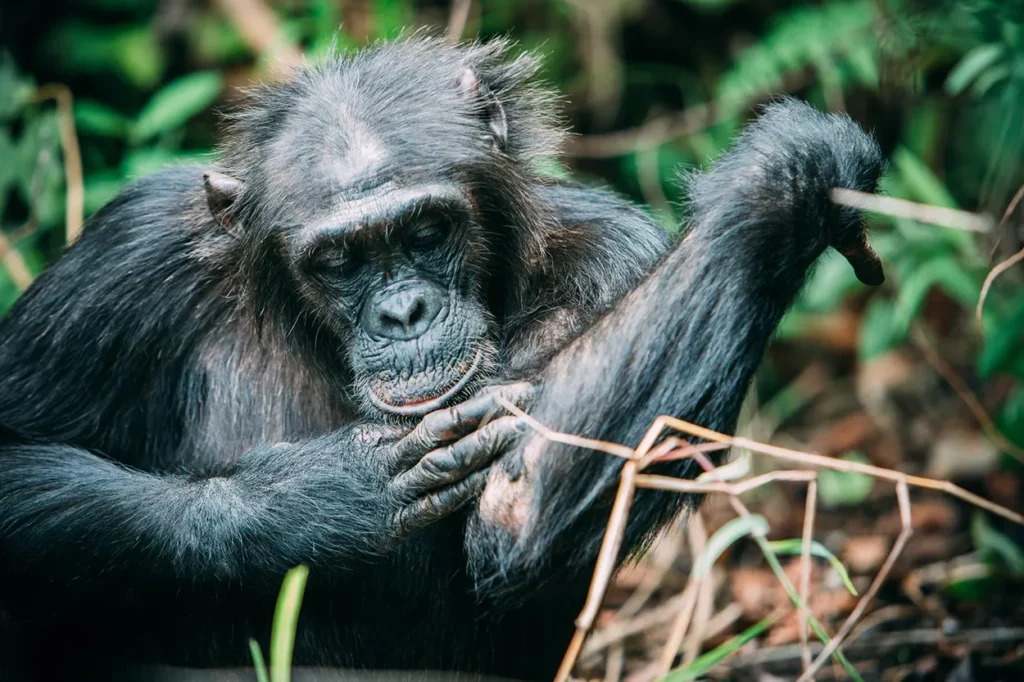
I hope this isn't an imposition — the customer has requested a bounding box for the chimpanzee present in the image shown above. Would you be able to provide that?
[0,37,884,682]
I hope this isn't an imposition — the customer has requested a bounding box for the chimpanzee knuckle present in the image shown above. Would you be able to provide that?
[420,450,451,479]
[502,381,536,407]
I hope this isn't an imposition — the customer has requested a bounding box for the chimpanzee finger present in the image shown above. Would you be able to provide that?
[392,469,490,536]
[391,416,528,497]
[394,382,534,461]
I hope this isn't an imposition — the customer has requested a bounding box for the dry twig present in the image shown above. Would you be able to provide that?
[34,84,83,243]
[500,403,1024,682]
[446,0,472,45]
[212,0,302,72]
[829,188,994,233]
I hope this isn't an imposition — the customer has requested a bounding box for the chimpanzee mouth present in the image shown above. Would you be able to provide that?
[368,348,484,417]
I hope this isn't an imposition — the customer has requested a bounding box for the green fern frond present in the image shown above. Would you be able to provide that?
[716,0,878,109]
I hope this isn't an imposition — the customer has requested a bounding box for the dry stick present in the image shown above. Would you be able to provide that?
[687,451,855,678]
[977,245,1024,339]
[684,513,714,666]
[654,576,700,676]
[987,184,1024,260]
[499,398,636,459]
[508,406,1024,680]
[798,481,913,682]
[829,188,994,233]
[554,461,638,682]
[212,0,302,73]
[654,512,709,674]
[0,230,32,291]
[799,480,818,673]
[616,520,687,618]
[604,644,624,682]
[567,102,716,158]
[636,414,1023,525]
[912,326,1024,463]
[446,0,472,45]
[34,84,83,243]
[977,184,1024,337]
[584,593,688,656]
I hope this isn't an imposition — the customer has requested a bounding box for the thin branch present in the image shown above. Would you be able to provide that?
[799,480,818,673]
[0,230,32,291]
[912,326,1024,463]
[830,188,994,233]
[684,512,714,666]
[555,461,638,682]
[566,102,717,158]
[797,481,913,681]
[446,0,472,45]
[977,246,1024,340]
[212,0,303,73]
[34,84,83,243]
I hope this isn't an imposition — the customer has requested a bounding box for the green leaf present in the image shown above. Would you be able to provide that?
[74,100,129,138]
[113,28,165,89]
[946,43,1006,96]
[693,515,769,579]
[131,71,223,143]
[766,539,859,595]
[269,564,309,682]
[970,63,1011,98]
[818,452,874,507]
[894,256,980,332]
[661,615,777,681]
[891,147,959,209]
[972,511,1024,576]
[249,640,270,682]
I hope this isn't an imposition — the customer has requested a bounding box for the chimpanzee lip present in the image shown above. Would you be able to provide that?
[369,348,483,417]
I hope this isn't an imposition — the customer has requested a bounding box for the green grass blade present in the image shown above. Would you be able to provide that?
[660,614,778,681]
[767,539,859,596]
[270,564,310,682]
[249,639,270,682]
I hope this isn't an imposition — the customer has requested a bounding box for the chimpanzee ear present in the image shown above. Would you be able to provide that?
[202,171,243,230]
[458,67,508,152]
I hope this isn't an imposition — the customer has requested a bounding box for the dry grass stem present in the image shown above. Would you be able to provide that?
[0,231,32,291]
[798,481,914,681]
[506,397,1022,681]
[829,188,994,233]
[34,84,83,243]
[655,578,700,676]
[977,245,1024,339]
[800,480,818,673]
[212,0,302,72]
[912,326,1024,463]
[683,513,713,666]
[555,462,638,682]
[446,0,472,45]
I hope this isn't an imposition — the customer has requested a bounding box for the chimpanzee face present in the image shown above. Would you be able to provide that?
[287,179,498,417]
[201,40,541,417]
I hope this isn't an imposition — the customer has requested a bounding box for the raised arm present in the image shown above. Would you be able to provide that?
[468,98,885,591]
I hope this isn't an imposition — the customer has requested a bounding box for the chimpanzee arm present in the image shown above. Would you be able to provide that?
[468,99,885,592]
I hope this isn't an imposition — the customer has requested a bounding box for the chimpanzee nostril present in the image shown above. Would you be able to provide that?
[365,280,444,341]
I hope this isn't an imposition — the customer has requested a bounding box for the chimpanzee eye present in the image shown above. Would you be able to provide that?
[310,245,364,276]
[406,218,448,250]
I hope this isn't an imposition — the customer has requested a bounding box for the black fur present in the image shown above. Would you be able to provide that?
[0,37,882,682]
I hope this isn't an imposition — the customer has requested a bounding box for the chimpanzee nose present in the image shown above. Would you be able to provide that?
[364,280,444,341]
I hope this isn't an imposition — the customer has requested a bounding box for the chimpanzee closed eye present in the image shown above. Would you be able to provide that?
[0,37,883,681]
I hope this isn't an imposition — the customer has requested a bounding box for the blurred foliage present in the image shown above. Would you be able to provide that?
[0,0,1023,519]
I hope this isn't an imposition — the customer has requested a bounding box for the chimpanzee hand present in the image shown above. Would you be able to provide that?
[387,382,534,535]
